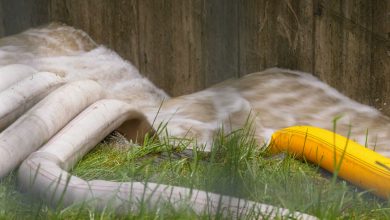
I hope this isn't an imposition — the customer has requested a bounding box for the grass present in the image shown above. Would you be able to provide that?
[1,126,390,219]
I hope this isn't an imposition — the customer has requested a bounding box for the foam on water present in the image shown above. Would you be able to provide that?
[1,23,390,155]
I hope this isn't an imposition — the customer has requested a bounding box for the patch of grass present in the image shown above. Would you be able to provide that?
[1,126,390,219]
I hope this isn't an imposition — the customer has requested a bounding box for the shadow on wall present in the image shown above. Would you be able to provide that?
[0,0,49,36]
[0,0,389,115]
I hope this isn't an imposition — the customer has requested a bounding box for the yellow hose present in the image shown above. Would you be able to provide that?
[269,126,390,199]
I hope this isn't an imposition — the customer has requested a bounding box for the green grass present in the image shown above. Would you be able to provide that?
[1,127,390,219]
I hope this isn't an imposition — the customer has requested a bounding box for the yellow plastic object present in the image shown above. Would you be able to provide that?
[269,126,390,199]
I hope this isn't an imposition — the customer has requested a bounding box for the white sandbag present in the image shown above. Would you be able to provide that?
[0,64,37,92]
[18,99,316,220]
[0,72,65,131]
[0,80,105,178]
